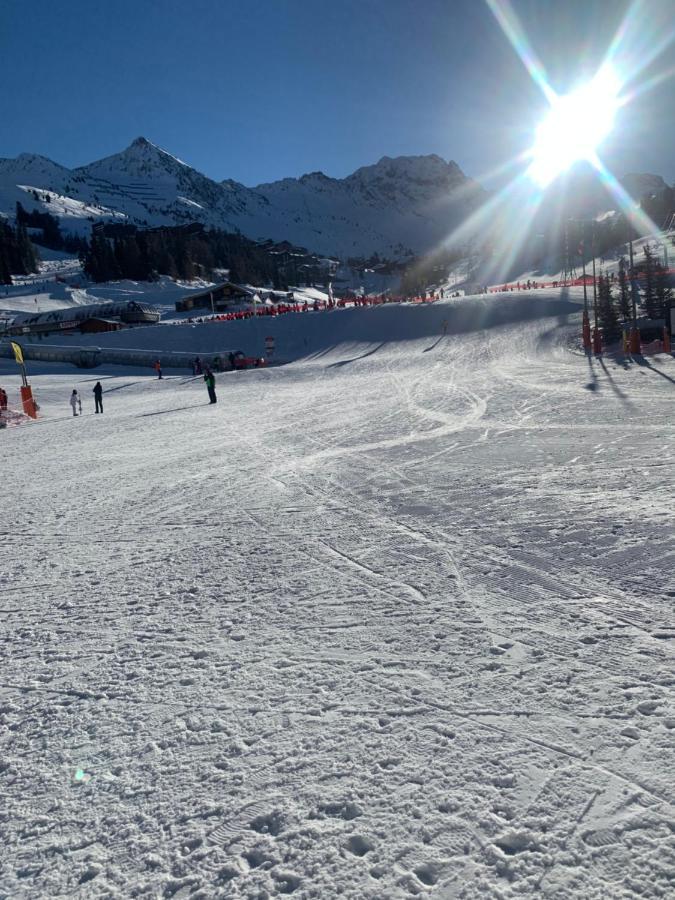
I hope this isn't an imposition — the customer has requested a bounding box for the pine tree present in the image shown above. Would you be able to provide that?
[655,261,673,319]
[617,257,631,320]
[598,274,621,342]
[16,222,39,273]
[83,232,104,281]
[641,244,658,317]
[0,237,12,284]
[83,231,120,282]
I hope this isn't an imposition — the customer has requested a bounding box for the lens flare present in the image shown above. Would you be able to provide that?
[425,1,675,286]
[528,66,621,187]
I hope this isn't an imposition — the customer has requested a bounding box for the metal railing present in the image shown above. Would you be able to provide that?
[0,341,234,371]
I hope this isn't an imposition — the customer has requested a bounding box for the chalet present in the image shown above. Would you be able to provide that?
[175,282,257,313]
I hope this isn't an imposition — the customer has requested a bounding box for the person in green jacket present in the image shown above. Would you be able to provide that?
[204,368,217,404]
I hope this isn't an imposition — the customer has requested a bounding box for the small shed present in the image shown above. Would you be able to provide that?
[79,318,124,334]
[176,282,256,312]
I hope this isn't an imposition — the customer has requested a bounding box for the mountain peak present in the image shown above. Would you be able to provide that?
[0,152,69,180]
[299,170,332,184]
[374,153,448,167]
[346,154,467,194]
[15,152,60,164]
[122,136,184,165]
[621,172,668,198]
[75,137,190,181]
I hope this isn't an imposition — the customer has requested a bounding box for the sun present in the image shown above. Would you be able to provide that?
[528,66,621,187]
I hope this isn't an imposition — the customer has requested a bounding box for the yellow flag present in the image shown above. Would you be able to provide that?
[10,342,24,365]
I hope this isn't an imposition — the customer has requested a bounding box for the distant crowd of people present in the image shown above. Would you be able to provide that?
[490,276,610,293]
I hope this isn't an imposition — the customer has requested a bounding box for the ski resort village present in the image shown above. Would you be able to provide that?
[1,1,674,898]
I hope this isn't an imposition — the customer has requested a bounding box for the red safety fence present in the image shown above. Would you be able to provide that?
[176,294,439,326]
[491,267,675,294]
[638,338,671,355]
[489,276,596,293]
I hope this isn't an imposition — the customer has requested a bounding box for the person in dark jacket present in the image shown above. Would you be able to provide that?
[204,368,217,404]
[93,381,103,414]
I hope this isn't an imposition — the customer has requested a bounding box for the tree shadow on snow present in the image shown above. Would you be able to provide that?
[634,355,675,386]
[138,404,207,418]
[584,351,600,393]
[423,335,445,352]
[597,356,635,406]
[98,380,145,394]
[327,342,386,368]
[536,313,570,350]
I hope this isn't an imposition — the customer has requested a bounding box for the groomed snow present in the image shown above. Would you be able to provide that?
[1,292,674,899]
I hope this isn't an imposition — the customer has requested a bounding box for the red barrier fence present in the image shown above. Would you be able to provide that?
[178,294,438,326]
[490,267,675,293]
[489,276,596,293]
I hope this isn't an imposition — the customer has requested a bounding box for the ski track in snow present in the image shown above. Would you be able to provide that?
[1,296,674,899]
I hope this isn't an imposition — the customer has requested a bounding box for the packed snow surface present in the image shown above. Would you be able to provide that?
[1,292,674,898]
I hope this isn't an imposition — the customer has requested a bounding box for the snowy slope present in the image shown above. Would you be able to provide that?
[0,153,129,233]
[0,152,71,190]
[1,293,674,898]
[0,139,485,258]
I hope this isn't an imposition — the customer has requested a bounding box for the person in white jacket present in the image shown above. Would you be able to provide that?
[70,389,79,417]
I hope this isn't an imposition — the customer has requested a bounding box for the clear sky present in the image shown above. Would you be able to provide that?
[1,0,673,185]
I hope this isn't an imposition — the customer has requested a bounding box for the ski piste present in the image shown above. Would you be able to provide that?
[2,290,673,898]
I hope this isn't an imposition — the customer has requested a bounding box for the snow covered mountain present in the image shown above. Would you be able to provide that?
[1,137,671,262]
[0,138,485,259]
[247,154,484,260]
[621,172,670,199]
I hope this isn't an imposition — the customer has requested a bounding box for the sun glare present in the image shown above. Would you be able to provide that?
[528,66,621,187]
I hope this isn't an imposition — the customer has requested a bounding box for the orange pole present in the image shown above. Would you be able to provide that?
[20,385,38,419]
[582,309,591,349]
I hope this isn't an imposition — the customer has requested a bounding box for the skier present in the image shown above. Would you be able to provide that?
[93,381,103,414]
[204,368,217,404]
[70,389,79,417]
[441,318,448,336]
[0,387,7,411]
[154,359,162,379]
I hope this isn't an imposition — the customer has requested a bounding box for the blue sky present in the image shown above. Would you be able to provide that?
[1,0,673,185]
